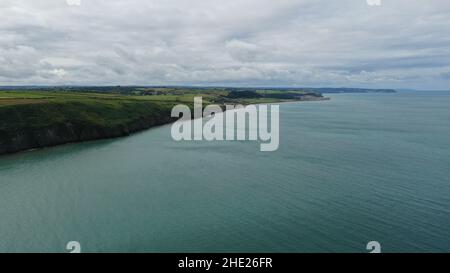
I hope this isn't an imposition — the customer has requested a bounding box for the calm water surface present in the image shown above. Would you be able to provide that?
[1,91,449,253]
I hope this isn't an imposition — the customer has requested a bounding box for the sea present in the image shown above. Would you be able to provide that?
[0,91,449,253]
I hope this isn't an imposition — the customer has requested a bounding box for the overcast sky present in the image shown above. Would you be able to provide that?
[1,0,450,89]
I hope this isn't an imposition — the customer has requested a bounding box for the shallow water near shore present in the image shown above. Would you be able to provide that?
[1,91,450,253]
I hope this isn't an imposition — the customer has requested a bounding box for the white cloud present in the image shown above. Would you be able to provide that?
[48,68,68,78]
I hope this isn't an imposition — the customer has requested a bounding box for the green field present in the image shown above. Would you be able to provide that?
[0,86,325,128]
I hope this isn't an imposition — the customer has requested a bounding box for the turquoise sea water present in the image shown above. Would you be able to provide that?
[0,91,449,253]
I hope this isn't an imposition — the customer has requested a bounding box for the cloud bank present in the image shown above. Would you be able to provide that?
[1,0,450,89]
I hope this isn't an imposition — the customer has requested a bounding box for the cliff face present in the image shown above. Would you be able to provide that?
[0,101,175,155]
[0,117,174,155]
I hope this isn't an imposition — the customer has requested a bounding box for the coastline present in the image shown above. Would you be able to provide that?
[0,97,328,156]
[0,118,177,157]
[0,111,176,156]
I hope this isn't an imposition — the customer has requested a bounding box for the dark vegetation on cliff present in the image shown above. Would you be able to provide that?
[0,95,176,155]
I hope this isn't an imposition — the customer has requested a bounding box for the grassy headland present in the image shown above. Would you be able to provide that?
[0,86,327,155]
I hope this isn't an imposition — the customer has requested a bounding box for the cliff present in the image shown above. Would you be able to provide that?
[0,101,175,155]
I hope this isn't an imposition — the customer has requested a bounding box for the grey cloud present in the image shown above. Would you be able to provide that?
[0,0,450,89]
[226,40,261,62]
